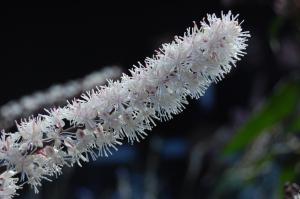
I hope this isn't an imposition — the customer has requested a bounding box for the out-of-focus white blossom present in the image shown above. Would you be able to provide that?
[0,11,249,197]
[295,193,300,199]
[0,66,122,130]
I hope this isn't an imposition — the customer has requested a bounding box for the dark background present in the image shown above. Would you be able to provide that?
[0,1,299,199]
[0,2,273,108]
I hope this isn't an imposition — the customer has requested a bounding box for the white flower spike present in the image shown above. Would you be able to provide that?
[0,11,249,198]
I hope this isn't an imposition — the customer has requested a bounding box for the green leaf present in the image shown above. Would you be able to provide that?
[289,116,300,133]
[278,166,296,199]
[223,80,300,155]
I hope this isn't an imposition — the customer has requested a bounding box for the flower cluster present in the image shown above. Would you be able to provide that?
[0,11,249,198]
[0,170,19,199]
[0,66,122,130]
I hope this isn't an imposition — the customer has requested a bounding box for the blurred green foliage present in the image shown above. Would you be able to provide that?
[217,78,300,198]
[223,79,300,155]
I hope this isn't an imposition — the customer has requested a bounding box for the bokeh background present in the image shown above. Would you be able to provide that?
[0,1,300,198]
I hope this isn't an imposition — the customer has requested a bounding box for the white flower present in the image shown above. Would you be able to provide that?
[16,117,44,148]
[0,170,19,199]
[0,132,22,166]
[43,108,65,129]
[0,11,250,196]
[93,124,122,157]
